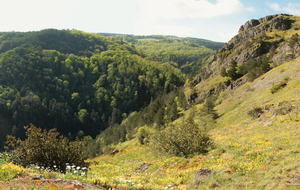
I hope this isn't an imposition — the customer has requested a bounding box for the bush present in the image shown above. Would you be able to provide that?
[137,126,151,145]
[220,67,227,77]
[247,107,264,118]
[5,124,89,173]
[149,120,214,157]
[270,76,290,94]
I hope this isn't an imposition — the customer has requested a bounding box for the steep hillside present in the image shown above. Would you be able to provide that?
[87,14,300,156]
[81,17,300,189]
[186,14,300,102]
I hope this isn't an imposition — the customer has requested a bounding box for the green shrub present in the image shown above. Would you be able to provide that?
[149,120,214,157]
[270,76,289,94]
[220,67,227,77]
[5,124,89,173]
[137,126,151,145]
[283,75,291,82]
[247,107,264,118]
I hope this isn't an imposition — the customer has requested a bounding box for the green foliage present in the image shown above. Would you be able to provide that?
[105,34,224,50]
[85,88,188,156]
[5,124,89,173]
[226,60,243,80]
[137,126,151,145]
[270,76,290,94]
[133,38,214,75]
[220,67,227,77]
[0,29,186,148]
[239,55,271,82]
[99,34,223,76]
[200,96,218,120]
[149,119,214,157]
[286,33,300,60]
[247,107,264,118]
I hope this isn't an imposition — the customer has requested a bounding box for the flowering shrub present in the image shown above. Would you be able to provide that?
[5,124,89,173]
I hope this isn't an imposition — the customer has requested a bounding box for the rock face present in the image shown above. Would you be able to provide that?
[185,14,300,102]
[214,14,295,70]
[224,77,248,93]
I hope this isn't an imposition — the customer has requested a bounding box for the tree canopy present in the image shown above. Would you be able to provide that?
[0,29,186,148]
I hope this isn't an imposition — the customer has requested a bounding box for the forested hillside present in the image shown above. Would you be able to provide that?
[99,34,224,75]
[0,29,189,149]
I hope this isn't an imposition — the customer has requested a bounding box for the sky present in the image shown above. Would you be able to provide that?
[1,0,300,42]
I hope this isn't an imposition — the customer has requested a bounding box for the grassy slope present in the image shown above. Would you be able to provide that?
[85,56,300,189]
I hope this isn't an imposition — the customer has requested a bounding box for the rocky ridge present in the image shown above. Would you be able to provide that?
[185,14,300,102]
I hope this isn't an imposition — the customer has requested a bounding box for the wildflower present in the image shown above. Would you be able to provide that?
[76,166,80,170]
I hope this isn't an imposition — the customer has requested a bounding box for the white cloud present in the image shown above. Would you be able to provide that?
[0,0,78,31]
[136,0,244,21]
[134,0,248,38]
[266,2,300,15]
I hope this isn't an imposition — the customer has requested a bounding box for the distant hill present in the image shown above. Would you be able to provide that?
[98,33,224,50]
[98,34,223,75]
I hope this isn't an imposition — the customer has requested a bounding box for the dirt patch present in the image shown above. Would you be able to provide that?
[8,175,102,189]
[288,172,300,184]
[135,162,150,173]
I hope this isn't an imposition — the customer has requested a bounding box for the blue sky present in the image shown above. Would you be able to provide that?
[1,0,300,42]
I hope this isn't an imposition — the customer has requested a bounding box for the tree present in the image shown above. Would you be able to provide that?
[220,67,227,77]
[200,96,218,120]
[78,109,89,124]
[5,124,89,173]
[227,60,242,80]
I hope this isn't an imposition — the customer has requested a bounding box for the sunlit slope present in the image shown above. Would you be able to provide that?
[87,56,300,189]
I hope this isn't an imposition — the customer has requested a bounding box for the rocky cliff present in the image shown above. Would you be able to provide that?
[185,14,300,103]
